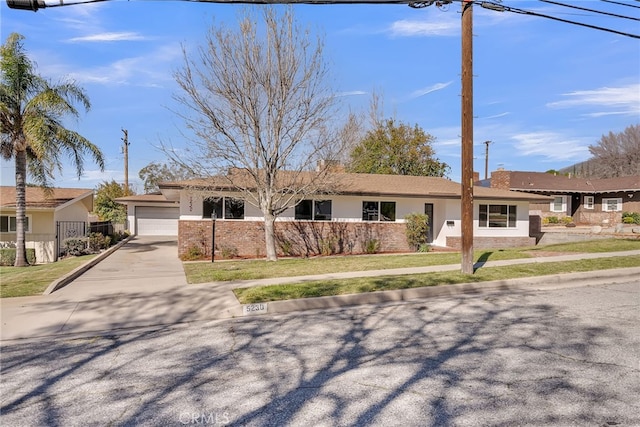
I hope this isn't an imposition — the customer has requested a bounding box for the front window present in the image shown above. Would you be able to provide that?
[551,196,566,213]
[295,200,332,221]
[203,197,244,219]
[314,200,332,221]
[362,201,379,221]
[584,196,594,210]
[0,215,31,233]
[479,204,517,228]
[602,198,622,212]
[362,201,396,222]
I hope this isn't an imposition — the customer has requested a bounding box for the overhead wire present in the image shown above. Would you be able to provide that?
[539,0,639,21]
[476,1,640,39]
[600,0,640,10]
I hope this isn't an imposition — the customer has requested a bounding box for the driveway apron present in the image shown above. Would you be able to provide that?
[1,236,241,341]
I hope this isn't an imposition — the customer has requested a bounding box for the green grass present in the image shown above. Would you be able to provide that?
[234,255,640,304]
[0,255,96,298]
[184,238,640,284]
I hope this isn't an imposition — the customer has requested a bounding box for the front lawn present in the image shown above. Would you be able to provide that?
[234,255,640,304]
[0,255,96,298]
[184,238,640,284]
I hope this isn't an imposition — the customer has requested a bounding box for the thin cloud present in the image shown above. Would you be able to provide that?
[409,82,453,99]
[67,32,148,43]
[335,90,368,97]
[389,18,459,37]
[481,112,510,119]
[547,83,640,116]
[68,44,182,87]
[511,132,590,162]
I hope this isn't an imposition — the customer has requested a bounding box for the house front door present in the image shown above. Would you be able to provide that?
[424,203,434,243]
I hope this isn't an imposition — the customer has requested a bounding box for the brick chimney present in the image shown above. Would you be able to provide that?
[490,169,511,190]
[473,171,480,183]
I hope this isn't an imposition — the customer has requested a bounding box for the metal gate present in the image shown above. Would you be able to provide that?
[56,221,87,258]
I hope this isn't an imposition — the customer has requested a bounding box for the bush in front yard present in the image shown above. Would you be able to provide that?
[87,232,111,253]
[622,212,640,225]
[63,237,88,256]
[405,213,430,251]
[0,248,36,266]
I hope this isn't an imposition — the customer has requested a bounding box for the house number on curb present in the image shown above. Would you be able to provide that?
[242,303,268,316]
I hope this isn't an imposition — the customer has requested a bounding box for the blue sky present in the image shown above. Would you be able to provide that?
[1,0,639,191]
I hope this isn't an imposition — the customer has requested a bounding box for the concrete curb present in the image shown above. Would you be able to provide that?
[244,266,640,317]
[43,235,134,295]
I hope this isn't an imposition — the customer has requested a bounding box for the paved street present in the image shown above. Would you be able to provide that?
[1,278,639,426]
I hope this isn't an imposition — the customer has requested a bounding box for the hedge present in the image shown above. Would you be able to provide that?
[0,248,37,266]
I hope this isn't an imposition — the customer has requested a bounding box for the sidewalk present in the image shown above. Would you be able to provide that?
[2,249,639,342]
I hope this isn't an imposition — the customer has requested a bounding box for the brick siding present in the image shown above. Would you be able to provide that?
[178,220,412,259]
[178,219,542,259]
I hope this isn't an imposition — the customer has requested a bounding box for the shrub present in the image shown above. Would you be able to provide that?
[405,213,430,251]
[364,238,380,254]
[0,248,36,266]
[319,236,337,256]
[63,237,88,256]
[181,245,204,261]
[87,232,111,253]
[219,244,238,259]
[622,212,640,225]
[547,216,559,224]
[562,216,574,225]
[418,243,431,252]
[279,239,293,257]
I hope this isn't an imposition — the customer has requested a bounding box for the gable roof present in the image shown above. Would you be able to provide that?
[160,172,550,202]
[504,172,640,194]
[0,186,94,210]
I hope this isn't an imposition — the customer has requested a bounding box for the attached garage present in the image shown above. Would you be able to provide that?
[135,206,180,236]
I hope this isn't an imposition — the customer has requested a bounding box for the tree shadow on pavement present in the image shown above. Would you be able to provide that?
[1,287,638,426]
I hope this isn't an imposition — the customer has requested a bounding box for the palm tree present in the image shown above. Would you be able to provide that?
[1,33,105,267]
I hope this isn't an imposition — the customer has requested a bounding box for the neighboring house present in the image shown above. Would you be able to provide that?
[486,170,640,225]
[117,172,549,259]
[0,186,94,263]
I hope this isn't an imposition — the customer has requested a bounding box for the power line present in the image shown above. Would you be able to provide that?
[539,0,640,21]
[600,0,640,10]
[478,1,640,39]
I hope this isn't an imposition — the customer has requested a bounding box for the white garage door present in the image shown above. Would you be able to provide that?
[136,207,179,236]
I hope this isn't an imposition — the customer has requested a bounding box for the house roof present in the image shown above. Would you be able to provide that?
[159,172,550,202]
[505,172,640,194]
[115,193,180,204]
[0,186,94,209]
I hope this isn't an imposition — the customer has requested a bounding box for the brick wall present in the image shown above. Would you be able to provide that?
[178,220,412,259]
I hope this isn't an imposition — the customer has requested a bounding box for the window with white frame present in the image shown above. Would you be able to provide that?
[583,196,594,210]
[295,200,332,221]
[479,204,517,228]
[551,195,567,213]
[0,215,31,233]
[362,201,396,222]
[602,198,622,212]
[202,197,245,219]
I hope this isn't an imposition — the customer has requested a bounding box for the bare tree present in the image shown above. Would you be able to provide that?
[168,6,345,261]
[588,124,640,178]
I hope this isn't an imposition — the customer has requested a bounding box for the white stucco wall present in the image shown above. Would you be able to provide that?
[174,189,533,248]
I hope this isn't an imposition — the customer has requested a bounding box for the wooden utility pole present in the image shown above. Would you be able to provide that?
[484,140,491,180]
[122,128,130,195]
[461,0,474,274]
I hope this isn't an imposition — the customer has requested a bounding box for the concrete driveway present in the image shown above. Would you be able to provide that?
[52,236,188,299]
[1,236,241,341]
